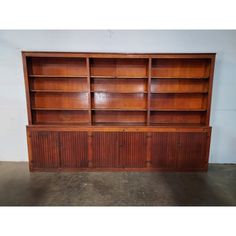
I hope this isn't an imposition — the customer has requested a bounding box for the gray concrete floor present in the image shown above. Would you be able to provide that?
[0,162,235,206]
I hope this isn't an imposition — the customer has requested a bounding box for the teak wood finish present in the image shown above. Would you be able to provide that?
[22,52,215,172]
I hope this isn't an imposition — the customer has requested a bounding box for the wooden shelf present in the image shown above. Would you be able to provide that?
[29,75,87,78]
[92,122,147,126]
[91,75,148,79]
[151,76,209,79]
[150,108,207,112]
[149,123,206,127]
[30,90,88,93]
[151,91,208,94]
[91,91,148,94]
[32,108,89,111]
[35,122,90,125]
[92,108,147,111]
[24,53,214,128]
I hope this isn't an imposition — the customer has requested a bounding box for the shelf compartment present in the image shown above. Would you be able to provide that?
[91,78,147,93]
[32,110,89,125]
[27,57,87,76]
[92,93,147,110]
[151,78,209,93]
[152,58,211,78]
[92,110,147,125]
[150,93,208,110]
[30,77,88,92]
[150,111,206,125]
[90,58,148,77]
[31,93,89,109]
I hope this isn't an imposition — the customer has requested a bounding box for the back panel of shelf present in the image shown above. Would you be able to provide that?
[90,58,149,77]
[27,57,87,76]
[151,58,211,78]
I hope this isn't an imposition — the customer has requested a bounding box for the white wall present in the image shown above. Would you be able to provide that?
[0,30,236,163]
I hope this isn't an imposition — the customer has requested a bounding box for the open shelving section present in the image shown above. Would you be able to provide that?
[23,53,215,127]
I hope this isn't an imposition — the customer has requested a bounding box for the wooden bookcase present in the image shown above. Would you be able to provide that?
[23,52,215,171]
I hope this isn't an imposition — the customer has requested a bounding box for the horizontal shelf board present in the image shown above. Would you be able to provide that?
[91,91,148,94]
[151,76,209,79]
[92,108,147,111]
[30,90,88,93]
[149,123,206,127]
[32,108,89,111]
[92,122,147,126]
[90,75,148,79]
[150,108,207,112]
[29,75,87,78]
[34,122,90,125]
[151,91,208,94]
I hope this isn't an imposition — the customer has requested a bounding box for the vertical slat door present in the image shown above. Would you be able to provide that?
[119,132,147,168]
[30,131,60,169]
[151,132,179,169]
[92,132,119,168]
[151,131,209,170]
[178,132,208,170]
[60,132,88,168]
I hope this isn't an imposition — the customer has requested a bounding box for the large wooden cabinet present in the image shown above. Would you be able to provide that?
[23,52,215,171]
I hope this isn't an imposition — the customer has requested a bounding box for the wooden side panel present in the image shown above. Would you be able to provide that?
[178,132,208,170]
[30,131,60,169]
[60,132,88,168]
[151,132,179,169]
[92,132,119,168]
[119,132,147,168]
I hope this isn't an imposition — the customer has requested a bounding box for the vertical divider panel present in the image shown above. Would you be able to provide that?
[86,57,92,125]
[206,56,215,125]
[22,54,32,124]
[147,57,152,125]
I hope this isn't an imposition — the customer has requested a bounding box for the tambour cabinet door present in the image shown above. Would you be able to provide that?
[151,132,179,169]
[119,132,147,168]
[30,131,60,169]
[178,132,208,170]
[92,132,119,168]
[59,132,88,168]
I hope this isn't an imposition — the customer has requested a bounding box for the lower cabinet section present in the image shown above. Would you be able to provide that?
[27,128,210,171]
[151,132,208,170]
